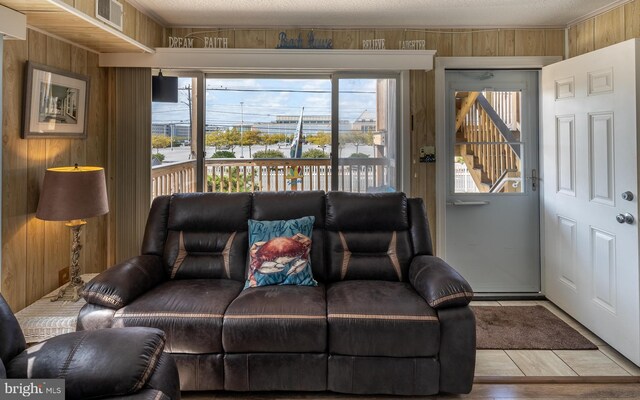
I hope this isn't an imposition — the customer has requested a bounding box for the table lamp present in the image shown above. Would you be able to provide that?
[36,164,109,301]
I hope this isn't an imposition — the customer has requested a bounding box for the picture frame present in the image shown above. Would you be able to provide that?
[22,61,90,139]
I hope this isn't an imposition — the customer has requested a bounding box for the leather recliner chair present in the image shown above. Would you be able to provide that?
[0,294,181,400]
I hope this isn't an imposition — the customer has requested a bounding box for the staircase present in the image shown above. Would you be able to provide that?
[456,91,521,193]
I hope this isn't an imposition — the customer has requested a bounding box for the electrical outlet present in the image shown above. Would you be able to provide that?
[58,267,70,286]
[419,146,436,163]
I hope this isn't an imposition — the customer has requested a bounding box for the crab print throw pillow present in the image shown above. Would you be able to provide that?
[245,216,317,288]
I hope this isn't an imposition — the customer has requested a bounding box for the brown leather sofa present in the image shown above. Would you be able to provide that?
[0,294,180,400]
[79,191,475,395]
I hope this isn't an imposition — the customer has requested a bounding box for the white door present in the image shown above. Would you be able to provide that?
[542,39,640,365]
[444,70,540,293]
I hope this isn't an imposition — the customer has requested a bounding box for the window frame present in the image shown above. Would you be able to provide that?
[152,70,410,194]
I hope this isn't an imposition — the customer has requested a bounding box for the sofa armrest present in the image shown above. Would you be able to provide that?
[409,255,473,309]
[7,327,167,399]
[82,255,166,309]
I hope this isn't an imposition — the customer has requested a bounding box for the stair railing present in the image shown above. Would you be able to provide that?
[458,92,521,192]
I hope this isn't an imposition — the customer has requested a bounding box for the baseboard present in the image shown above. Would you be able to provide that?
[474,375,640,384]
[473,293,547,301]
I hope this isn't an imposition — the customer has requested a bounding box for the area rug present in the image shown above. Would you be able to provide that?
[473,305,598,350]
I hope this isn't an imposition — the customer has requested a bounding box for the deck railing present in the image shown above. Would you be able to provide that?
[151,159,197,199]
[151,157,391,198]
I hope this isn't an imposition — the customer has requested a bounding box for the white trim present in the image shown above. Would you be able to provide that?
[165,25,568,30]
[0,5,26,40]
[100,48,436,71]
[400,70,411,194]
[566,0,632,27]
[26,25,100,55]
[434,56,560,257]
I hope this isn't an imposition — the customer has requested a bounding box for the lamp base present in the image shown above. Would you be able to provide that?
[51,278,85,302]
[51,221,86,302]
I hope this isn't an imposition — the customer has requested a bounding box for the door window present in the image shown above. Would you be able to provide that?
[453,90,523,194]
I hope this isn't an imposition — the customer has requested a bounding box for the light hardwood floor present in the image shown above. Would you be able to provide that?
[182,383,640,399]
[473,301,640,379]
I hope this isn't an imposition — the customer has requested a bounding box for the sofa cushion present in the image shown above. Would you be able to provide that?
[246,217,316,288]
[252,191,326,282]
[327,280,439,357]
[326,192,408,231]
[164,230,248,281]
[325,192,413,282]
[162,193,252,281]
[112,279,242,353]
[223,284,326,353]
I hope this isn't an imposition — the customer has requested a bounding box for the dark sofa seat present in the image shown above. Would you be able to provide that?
[112,279,242,353]
[223,284,327,353]
[80,191,475,395]
[327,280,439,357]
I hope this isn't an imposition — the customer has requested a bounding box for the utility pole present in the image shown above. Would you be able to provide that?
[240,101,244,158]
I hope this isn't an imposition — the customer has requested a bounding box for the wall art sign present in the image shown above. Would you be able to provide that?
[276,31,333,49]
[168,36,194,48]
[399,40,426,50]
[362,39,385,49]
[204,37,228,48]
[22,62,90,139]
[168,36,229,48]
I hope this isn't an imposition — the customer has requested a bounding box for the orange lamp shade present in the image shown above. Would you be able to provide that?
[36,166,109,221]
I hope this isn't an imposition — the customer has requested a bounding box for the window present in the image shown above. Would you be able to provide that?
[151,76,198,197]
[151,73,403,199]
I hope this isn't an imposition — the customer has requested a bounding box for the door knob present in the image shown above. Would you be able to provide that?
[616,213,635,224]
[622,191,634,201]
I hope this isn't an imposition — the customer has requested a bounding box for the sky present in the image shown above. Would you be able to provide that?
[151,77,379,128]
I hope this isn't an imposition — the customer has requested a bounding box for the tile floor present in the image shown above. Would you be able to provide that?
[473,300,640,378]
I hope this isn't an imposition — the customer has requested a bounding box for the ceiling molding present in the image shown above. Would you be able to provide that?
[125,0,169,27]
[169,25,568,31]
[566,0,632,26]
[126,0,621,29]
[99,48,437,71]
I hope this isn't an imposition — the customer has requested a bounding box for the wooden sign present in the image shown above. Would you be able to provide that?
[276,31,333,49]
[168,36,228,48]
[204,37,228,48]
[399,40,426,50]
[362,39,385,50]
[168,36,194,48]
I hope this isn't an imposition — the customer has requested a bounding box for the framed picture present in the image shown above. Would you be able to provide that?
[22,61,90,139]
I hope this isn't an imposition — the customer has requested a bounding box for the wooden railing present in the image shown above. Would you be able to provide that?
[151,159,197,199]
[458,92,521,192]
[151,157,391,198]
[484,91,520,131]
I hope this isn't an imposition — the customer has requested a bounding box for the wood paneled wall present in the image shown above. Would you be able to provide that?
[568,0,640,57]
[111,68,151,263]
[167,27,565,242]
[1,29,110,311]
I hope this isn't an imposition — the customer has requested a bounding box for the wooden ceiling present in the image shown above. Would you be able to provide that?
[0,0,154,53]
